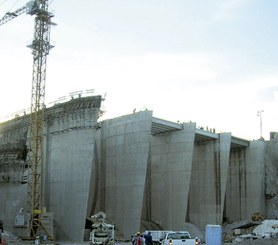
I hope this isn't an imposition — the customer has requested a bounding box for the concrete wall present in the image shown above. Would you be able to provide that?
[44,98,101,241]
[100,112,152,238]
[189,133,231,228]
[0,104,273,241]
[226,140,265,222]
[150,123,195,230]
[226,147,248,221]
[0,184,27,231]
[245,140,265,218]
[0,96,102,241]
[0,118,28,235]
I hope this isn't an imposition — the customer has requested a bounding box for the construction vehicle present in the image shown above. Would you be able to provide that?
[161,231,200,245]
[0,0,55,240]
[89,212,114,245]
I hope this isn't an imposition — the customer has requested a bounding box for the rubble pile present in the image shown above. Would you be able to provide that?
[223,219,278,244]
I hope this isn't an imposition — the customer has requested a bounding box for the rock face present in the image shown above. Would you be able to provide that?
[265,138,278,219]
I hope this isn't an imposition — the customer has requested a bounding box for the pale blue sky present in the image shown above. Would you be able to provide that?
[0,0,277,140]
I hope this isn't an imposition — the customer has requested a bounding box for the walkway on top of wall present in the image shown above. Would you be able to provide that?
[151,117,249,148]
[152,117,183,135]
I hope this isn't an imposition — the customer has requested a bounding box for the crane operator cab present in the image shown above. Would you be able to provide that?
[26,1,39,15]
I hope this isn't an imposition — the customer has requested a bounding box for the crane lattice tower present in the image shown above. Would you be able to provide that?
[0,0,55,239]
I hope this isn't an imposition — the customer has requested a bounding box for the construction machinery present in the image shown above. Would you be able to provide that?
[0,0,55,240]
[89,212,115,245]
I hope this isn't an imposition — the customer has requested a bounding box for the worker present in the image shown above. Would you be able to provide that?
[135,232,142,245]
[145,231,153,245]
[132,232,139,245]
[140,234,145,245]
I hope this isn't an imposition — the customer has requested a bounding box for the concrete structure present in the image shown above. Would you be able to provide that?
[0,96,276,241]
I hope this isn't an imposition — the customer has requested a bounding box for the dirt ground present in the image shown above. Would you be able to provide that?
[2,231,278,245]
[1,239,278,245]
[225,239,278,244]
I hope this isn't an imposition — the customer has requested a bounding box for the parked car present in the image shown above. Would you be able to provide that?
[161,231,200,245]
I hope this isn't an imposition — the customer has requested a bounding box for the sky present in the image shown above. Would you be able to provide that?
[0,0,277,140]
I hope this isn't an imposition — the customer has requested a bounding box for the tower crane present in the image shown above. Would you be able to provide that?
[0,0,55,240]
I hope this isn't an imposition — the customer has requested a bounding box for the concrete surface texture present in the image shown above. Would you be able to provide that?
[0,96,277,242]
[150,123,195,230]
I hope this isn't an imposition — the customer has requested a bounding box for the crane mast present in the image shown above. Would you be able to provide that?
[27,0,54,239]
[0,0,54,239]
